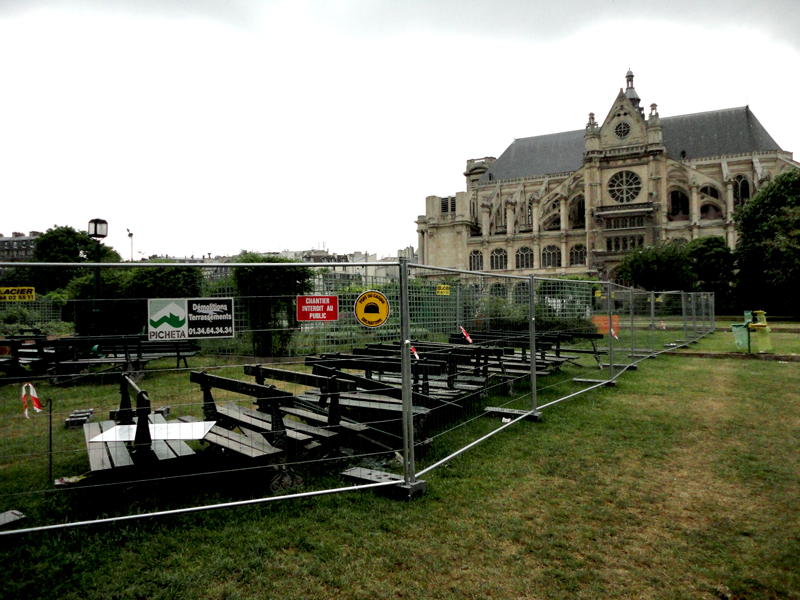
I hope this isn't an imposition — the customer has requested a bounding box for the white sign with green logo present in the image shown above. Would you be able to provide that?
[147,298,234,340]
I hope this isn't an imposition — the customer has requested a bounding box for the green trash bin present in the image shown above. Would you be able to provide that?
[731,323,749,351]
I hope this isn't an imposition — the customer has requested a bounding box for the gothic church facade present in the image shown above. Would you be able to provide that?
[416,72,799,279]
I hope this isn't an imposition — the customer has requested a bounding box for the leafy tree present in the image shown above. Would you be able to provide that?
[686,236,736,312]
[232,253,313,357]
[124,265,204,300]
[735,169,800,314]
[66,262,203,336]
[29,225,120,293]
[34,225,106,263]
[615,241,696,292]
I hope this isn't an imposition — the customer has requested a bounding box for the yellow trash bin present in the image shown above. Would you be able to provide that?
[748,311,772,352]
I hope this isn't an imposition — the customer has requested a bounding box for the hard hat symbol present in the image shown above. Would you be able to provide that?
[354,290,390,328]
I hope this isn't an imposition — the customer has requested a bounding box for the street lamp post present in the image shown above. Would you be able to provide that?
[127,229,133,262]
[88,219,108,336]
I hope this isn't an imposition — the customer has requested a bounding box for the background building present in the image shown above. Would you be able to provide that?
[417,72,800,279]
[0,231,41,262]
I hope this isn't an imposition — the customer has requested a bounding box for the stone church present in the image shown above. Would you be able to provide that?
[416,71,799,279]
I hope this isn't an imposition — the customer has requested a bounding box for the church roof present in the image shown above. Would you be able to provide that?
[478,129,586,182]
[478,106,782,183]
[660,106,781,160]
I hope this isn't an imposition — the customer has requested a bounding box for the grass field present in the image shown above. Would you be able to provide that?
[1,330,799,599]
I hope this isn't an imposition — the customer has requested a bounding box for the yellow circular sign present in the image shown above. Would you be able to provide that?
[354,290,390,328]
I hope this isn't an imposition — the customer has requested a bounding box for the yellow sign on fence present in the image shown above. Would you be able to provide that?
[0,287,35,301]
[354,290,390,328]
[436,285,451,296]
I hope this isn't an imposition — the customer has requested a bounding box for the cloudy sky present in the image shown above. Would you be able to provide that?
[2,1,798,261]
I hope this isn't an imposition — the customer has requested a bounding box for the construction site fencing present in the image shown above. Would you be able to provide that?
[0,260,713,535]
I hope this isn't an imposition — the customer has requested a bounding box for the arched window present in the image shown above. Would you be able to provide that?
[668,190,690,221]
[490,248,507,270]
[493,204,506,233]
[519,202,533,231]
[700,186,720,200]
[516,246,534,269]
[701,203,723,220]
[569,196,586,229]
[513,282,530,304]
[569,244,587,266]
[733,175,750,208]
[490,283,507,298]
[469,250,483,271]
[541,245,561,268]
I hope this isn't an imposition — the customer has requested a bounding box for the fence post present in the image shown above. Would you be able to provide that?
[399,257,416,487]
[456,284,461,335]
[607,282,614,381]
[711,293,716,332]
[629,287,635,359]
[650,291,655,355]
[529,275,538,413]
[691,293,698,341]
[701,294,707,334]
[681,291,688,343]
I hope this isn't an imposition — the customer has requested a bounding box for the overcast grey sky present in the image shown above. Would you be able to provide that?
[2,1,798,260]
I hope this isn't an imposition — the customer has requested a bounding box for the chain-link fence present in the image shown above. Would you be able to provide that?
[0,260,714,534]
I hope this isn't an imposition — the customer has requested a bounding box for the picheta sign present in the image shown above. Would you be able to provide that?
[148,298,234,340]
[296,295,339,321]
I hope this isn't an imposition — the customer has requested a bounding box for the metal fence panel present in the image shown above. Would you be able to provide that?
[0,260,714,534]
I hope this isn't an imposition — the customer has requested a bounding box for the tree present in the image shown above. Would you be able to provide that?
[614,241,696,292]
[686,236,736,312]
[66,261,204,336]
[232,253,313,357]
[30,225,120,293]
[735,169,800,315]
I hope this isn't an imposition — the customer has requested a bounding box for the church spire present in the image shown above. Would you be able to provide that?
[624,69,644,117]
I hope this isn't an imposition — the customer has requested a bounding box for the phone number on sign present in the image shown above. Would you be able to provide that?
[188,326,233,336]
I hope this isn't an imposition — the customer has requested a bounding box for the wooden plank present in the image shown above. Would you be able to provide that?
[309,363,441,407]
[281,406,369,433]
[100,420,134,468]
[238,427,285,453]
[243,364,357,392]
[84,422,111,471]
[304,389,402,405]
[151,440,175,461]
[204,428,264,457]
[150,414,195,457]
[281,415,337,438]
[205,425,281,457]
[189,371,294,402]
[216,402,313,442]
[302,390,431,414]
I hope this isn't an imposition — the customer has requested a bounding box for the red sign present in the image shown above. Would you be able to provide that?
[296,295,339,322]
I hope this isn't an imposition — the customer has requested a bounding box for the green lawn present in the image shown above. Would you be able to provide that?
[1,333,799,599]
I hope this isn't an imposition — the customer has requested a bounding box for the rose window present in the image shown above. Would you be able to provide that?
[614,122,631,138]
[608,171,642,203]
